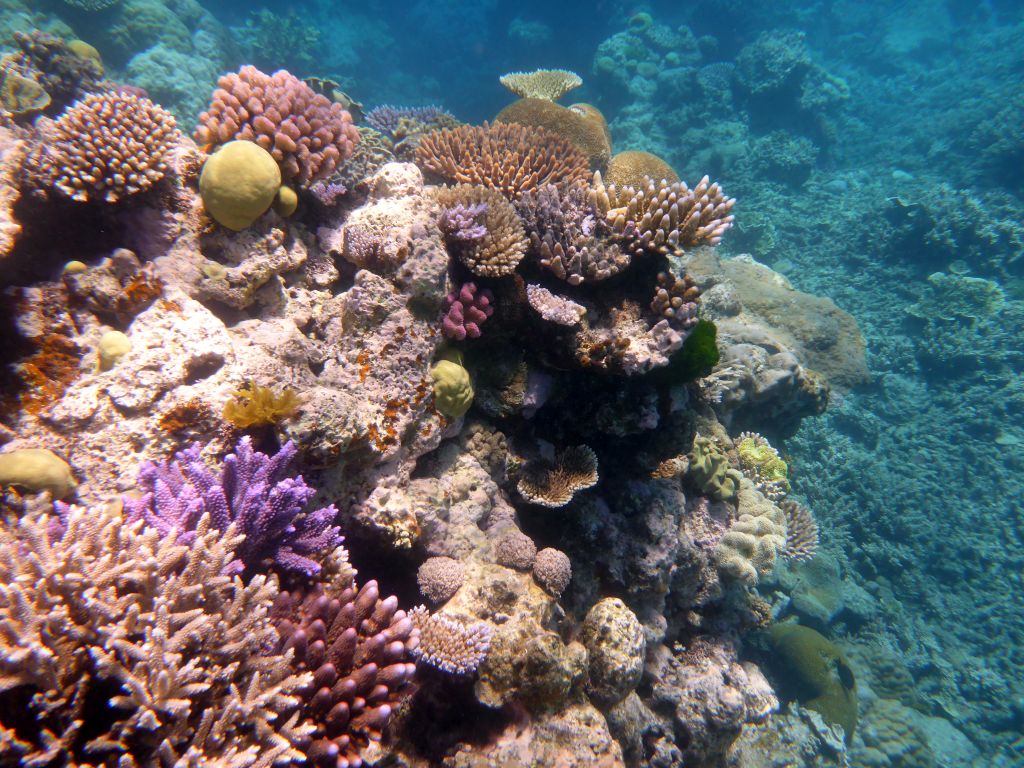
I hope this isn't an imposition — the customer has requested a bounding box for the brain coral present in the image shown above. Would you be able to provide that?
[605,150,679,188]
[416,121,589,201]
[195,66,359,187]
[27,92,179,203]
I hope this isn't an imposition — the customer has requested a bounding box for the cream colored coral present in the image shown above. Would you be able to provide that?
[714,478,788,584]
[0,505,312,763]
[499,69,583,102]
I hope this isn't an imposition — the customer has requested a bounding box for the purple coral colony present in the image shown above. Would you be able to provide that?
[0,12,873,768]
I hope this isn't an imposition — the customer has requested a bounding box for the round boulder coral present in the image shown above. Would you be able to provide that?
[417,556,465,604]
[495,98,611,171]
[199,140,282,230]
[195,66,359,187]
[605,150,679,188]
[581,598,646,706]
[495,529,537,570]
[27,92,178,203]
[532,548,572,597]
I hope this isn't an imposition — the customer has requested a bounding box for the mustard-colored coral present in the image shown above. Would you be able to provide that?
[222,382,301,428]
[495,98,612,171]
[687,435,741,501]
[431,360,474,418]
[605,150,679,188]
[736,431,790,499]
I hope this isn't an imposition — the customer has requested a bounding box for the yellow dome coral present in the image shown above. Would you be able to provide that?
[199,141,281,230]
[431,360,474,418]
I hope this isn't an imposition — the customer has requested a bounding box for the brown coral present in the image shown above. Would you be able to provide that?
[780,500,819,562]
[0,505,312,764]
[495,98,611,171]
[26,92,179,203]
[415,121,589,201]
[517,445,599,508]
[588,171,736,258]
[605,150,679,188]
[434,184,528,277]
[195,66,359,187]
[499,69,582,102]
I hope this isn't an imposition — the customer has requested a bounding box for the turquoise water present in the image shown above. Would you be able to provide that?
[1,1,1022,766]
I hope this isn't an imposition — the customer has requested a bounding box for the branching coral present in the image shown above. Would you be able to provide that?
[499,69,583,102]
[409,608,493,676]
[416,121,590,201]
[365,105,458,138]
[780,499,819,562]
[273,580,419,766]
[588,171,735,257]
[0,504,312,765]
[517,445,599,508]
[195,66,359,186]
[26,92,179,203]
[518,182,631,285]
[122,437,341,577]
[435,184,528,277]
[442,282,495,340]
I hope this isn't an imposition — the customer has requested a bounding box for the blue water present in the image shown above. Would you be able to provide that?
[3,0,1023,765]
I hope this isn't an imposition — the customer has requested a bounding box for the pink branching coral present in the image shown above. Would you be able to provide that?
[442,282,494,340]
[26,92,179,203]
[195,66,359,186]
[273,579,419,767]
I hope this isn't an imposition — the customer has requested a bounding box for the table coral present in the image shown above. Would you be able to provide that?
[499,69,582,102]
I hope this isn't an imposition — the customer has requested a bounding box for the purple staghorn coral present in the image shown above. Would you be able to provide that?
[439,202,488,241]
[365,104,455,136]
[441,281,494,341]
[122,437,341,577]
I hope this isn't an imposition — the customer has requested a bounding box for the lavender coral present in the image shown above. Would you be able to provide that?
[442,281,494,340]
[122,437,342,576]
[195,66,359,186]
[440,201,488,241]
[26,92,179,203]
[365,104,457,137]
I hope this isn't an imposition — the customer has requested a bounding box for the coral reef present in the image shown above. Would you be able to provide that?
[195,66,359,187]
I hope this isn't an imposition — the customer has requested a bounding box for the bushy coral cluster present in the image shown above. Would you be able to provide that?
[122,437,342,577]
[195,66,359,186]
[409,608,493,676]
[435,184,528,277]
[26,91,179,203]
[441,281,494,340]
[273,580,420,767]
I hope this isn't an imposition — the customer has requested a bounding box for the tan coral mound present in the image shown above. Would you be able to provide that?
[589,171,735,258]
[499,69,582,102]
[0,504,311,764]
[518,445,599,508]
[27,92,179,203]
[416,121,590,201]
[435,184,528,277]
[605,150,679,188]
[496,98,611,171]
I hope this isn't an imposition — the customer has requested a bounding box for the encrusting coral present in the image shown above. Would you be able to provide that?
[195,66,359,187]
[0,504,312,765]
[416,121,590,201]
[25,91,179,203]
[121,437,341,577]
